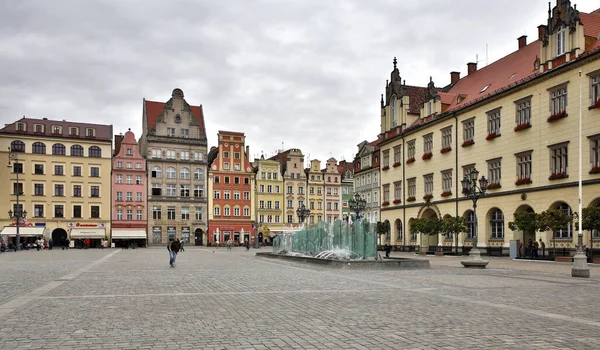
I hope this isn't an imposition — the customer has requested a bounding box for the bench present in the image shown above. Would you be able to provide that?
[487,246,503,256]
[593,258,600,264]
[555,256,573,262]
[435,246,454,256]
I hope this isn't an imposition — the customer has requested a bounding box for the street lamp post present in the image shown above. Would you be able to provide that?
[7,147,25,251]
[296,204,311,225]
[460,168,489,268]
[348,192,366,221]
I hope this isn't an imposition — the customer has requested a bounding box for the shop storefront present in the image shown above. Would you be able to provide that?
[1,225,46,248]
[181,227,190,244]
[111,229,147,248]
[69,223,106,248]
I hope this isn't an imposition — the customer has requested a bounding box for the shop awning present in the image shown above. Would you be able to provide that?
[0,226,45,237]
[70,228,106,239]
[111,229,147,240]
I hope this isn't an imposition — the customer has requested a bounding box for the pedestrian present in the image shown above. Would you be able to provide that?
[227,239,232,251]
[527,238,533,258]
[180,240,185,252]
[168,238,181,267]
[65,238,70,250]
[384,242,391,258]
[533,239,539,258]
[539,238,546,258]
[49,238,53,250]
[245,240,250,251]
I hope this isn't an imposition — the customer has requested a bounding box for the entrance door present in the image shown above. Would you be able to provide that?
[52,228,68,246]
[194,228,203,246]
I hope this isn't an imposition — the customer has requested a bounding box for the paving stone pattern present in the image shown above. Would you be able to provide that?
[0,248,599,349]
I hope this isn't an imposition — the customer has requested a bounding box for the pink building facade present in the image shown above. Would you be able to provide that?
[111,130,147,246]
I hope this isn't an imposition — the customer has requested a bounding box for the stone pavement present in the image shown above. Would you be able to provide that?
[0,247,599,349]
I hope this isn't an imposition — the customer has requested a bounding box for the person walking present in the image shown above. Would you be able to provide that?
[168,238,182,267]
[49,238,53,250]
[227,239,232,251]
[245,240,250,251]
[384,242,392,258]
[180,240,185,252]
[533,239,539,258]
[539,238,546,258]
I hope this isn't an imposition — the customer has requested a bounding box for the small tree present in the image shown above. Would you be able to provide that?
[442,216,467,255]
[376,221,390,244]
[508,211,538,257]
[582,206,600,260]
[536,208,573,258]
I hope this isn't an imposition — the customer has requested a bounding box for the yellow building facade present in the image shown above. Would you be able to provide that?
[254,157,284,241]
[0,118,113,247]
[379,1,600,255]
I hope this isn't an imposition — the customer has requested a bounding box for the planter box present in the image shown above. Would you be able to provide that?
[555,256,573,262]
[593,258,600,264]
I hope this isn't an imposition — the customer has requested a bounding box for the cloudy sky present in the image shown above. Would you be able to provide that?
[1,0,598,164]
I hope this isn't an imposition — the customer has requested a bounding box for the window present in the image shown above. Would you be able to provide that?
[214,190,220,199]
[34,164,44,175]
[70,127,79,136]
[463,118,475,142]
[382,150,390,167]
[407,140,415,160]
[181,207,190,220]
[153,206,162,220]
[224,191,230,200]
[391,95,398,126]
[91,206,100,219]
[16,123,26,131]
[73,206,82,218]
[137,192,142,201]
[73,185,82,197]
[557,26,565,56]
[180,151,189,160]
[408,178,416,198]
[592,74,600,106]
[223,162,230,170]
[10,140,25,153]
[487,109,501,136]
[516,151,532,180]
[181,185,190,197]
[490,209,504,239]
[116,209,123,220]
[234,152,240,159]
[244,207,250,216]
[32,142,46,154]
[152,149,162,159]
[88,146,101,158]
[136,162,141,169]
[35,124,44,133]
[244,177,249,185]
[166,150,176,159]
[52,143,66,155]
[34,204,44,218]
[465,211,475,239]
[243,192,250,200]
[287,186,293,194]
[234,207,240,216]
[86,128,95,137]
[116,191,123,201]
[259,200,265,209]
[223,151,229,159]
[194,168,203,180]
[126,148,132,156]
[90,167,99,177]
[487,158,501,186]
[126,192,133,201]
[54,165,64,175]
[214,176,220,184]
[13,163,23,174]
[71,145,84,157]
[516,97,531,126]
[13,183,23,196]
[55,205,64,218]
[224,207,230,216]
[136,175,142,185]
[34,184,44,196]
[127,162,132,169]
[267,185,272,193]
[136,210,143,220]
[590,135,600,170]
[441,126,452,149]
[152,183,162,196]
[442,170,452,193]
[463,164,475,178]
[234,191,240,200]
[194,185,203,198]
[424,174,433,195]
[167,207,176,220]
[195,208,203,221]
[54,184,64,196]
[550,85,568,115]
[214,206,220,216]
[423,133,433,153]
[194,152,203,161]
[167,128,176,137]
[116,174,123,184]
[91,186,100,197]
[166,184,176,197]
[73,166,81,176]
[393,182,401,201]
[166,167,176,179]
[152,166,162,178]
[180,168,190,179]
[382,184,390,203]
[549,142,568,176]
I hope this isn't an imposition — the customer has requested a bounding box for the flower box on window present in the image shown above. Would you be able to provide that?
[486,132,499,141]
[423,194,433,201]
[382,201,390,206]
[547,110,567,122]
[406,157,415,164]
[440,147,452,154]
[487,183,501,190]
[441,191,452,197]
[406,196,416,202]
[589,166,600,174]
[422,152,433,161]
[591,99,600,109]
[514,123,531,132]
[392,199,401,204]
[381,165,390,171]
[392,162,401,167]
[515,177,532,186]
[461,139,474,147]
[548,172,568,180]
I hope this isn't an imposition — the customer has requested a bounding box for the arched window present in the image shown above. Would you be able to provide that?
[466,211,475,239]
[554,203,573,239]
[180,167,190,180]
[396,220,403,241]
[70,145,84,157]
[194,168,203,180]
[10,140,25,153]
[32,142,46,154]
[52,143,66,155]
[88,146,101,158]
[166,167,176,179]
[391,95,397,127]
[490,209,504,239]
[151,166,162,178]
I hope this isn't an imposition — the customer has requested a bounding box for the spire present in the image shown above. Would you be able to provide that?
[380,94,384,108]
[393,57,397,70]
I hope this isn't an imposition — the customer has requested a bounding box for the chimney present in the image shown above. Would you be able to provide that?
[450,71,460,85]
[246,145,249,158]
[467,62,477,75]
[538,25,546,41]
[518,35,527,49]
[114,134,124,157]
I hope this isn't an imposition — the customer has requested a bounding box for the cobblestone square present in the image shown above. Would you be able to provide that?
[0,247,599,349]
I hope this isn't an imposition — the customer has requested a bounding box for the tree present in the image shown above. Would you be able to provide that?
[376,221,390,243]
[536,208,573,258]
[409,217,441,252]
[441,216,467,255]
[508,211,538,235]
[582,206,600,260]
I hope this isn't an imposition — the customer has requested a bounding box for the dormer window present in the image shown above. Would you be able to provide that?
[126,148,133,156]
[70,127,79,136]
[175,115,181,123]
[480,84,491,93]
[52,125,61,134]
[427,101,433,116]
[34,124,44,133]
[16,123,26,131]
[86,128,95,137]
[557,26,565,56]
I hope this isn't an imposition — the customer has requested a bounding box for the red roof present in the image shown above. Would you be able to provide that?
[405,86,427,114]
[438,92,456,105]
[581,11,600,38]
[144,99,205,134]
